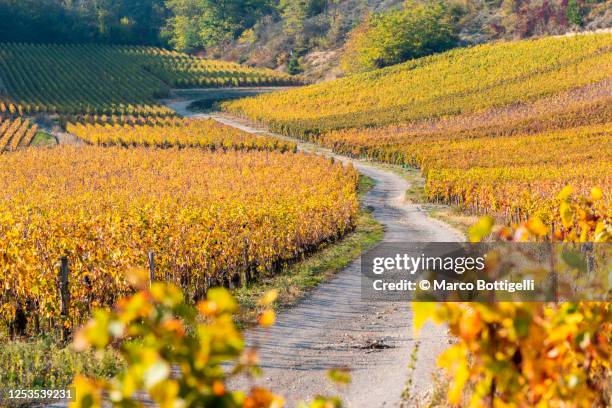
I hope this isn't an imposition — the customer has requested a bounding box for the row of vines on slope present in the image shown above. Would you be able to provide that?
[0,146,358,336]
[222,35,612,227]
[318,82,612,226]
[223,33,612,136]
[0,43,298,118]
[67,119,297,152]
[131,47,299,88]
[0,116,37,153]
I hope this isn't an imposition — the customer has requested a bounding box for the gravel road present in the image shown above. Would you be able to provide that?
[166,96,464,407]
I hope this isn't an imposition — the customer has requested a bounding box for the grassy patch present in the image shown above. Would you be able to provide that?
[30,131,57,147]
[0,338,123,407]
[233,175,383,326]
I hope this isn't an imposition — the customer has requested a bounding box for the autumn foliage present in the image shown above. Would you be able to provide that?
[224,33,612,135]
[415,190,611,407]
[0,43,296,118]
[0,146,358,335]
[67,118,296,151]
[224,34,612,227]
[0,116,38,153]
[70,273,343,408]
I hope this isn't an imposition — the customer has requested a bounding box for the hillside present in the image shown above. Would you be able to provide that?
[224,33,612,225]
[224,33,612,133]
[0,43,297,118]
[207,0,612,80]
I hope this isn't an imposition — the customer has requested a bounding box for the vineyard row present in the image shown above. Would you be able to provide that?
[0,116,37,153]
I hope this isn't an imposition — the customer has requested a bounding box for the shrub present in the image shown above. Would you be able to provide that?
[71,271,344,407]
[341,0,461,74]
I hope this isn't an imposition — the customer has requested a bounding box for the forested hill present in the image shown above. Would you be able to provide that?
[1,0,611,80]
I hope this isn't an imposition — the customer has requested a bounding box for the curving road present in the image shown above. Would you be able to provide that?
[166,96,463,407]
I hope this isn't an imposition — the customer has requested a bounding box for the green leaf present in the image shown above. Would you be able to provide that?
[561,250,587,272]
[327,368,351,385]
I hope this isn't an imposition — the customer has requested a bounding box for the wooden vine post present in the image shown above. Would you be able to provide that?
[148,251,155,287]
[59,256,70,342]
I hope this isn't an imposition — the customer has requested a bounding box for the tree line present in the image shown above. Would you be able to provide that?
[0,0,167,45]
[0,0,608,75]
[0,0,327,49]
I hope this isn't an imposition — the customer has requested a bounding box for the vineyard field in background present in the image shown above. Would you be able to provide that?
[0,146,358,336]
[224,33,612,136]
[321,84,612,224]
[0,43,298,118]
[223,33,612,227]
[67,118,297,152]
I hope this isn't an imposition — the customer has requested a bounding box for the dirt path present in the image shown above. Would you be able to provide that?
[166,97,463,407]
[34,117,83,146]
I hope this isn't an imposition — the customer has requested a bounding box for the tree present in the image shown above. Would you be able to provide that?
[287,55,304,74]
[341,0,462,74]
[164,0,274,52]
[280,0,310,38]
[566,0,583,26]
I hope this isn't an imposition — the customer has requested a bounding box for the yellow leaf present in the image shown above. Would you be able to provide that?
[590,186,603,201]
[412,302,436,335]
[559,202,574,228]
[70,375,103,408]
[207,287,237,314]
[258,309,276,327]
[468,216,494,243]
[526,217,548,236]
[557,185,574,200]
[438,345,469,405]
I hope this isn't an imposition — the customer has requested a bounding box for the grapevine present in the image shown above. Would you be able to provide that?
[0,116,38,153]
[67,118,297,152]
[0,146,358,335]
[0,43,297,118]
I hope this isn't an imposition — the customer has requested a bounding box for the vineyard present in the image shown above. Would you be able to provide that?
[0,43,297,118]
[0,116,38,153]
[321,85,612,224]
[67,118,297,152]
[223,33,612,226]
[0,145,358,335]
[0,24,609,407]
[136,48,298,88]
[223,33,612,136]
